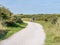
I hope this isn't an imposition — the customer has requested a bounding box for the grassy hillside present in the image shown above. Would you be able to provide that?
[0,6,27,40]
[35,20,60,45]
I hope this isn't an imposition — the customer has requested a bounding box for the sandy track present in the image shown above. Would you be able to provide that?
[0,22,46,45]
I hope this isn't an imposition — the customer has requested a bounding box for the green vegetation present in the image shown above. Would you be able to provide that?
[19,14,60,45]
[35,20,60,45]
[0,6,27,40]
[0,5,60,45]
[0,23,27,40]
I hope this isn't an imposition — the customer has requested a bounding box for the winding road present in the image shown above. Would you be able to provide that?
[0,22,46,45]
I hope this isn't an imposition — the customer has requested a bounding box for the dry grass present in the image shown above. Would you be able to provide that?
[22,18,31,22]
[0,22,6,30]
[35,18,60,45]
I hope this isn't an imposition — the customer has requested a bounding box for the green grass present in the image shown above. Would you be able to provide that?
[0,23,27,40]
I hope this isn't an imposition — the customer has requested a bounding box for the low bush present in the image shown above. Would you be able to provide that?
[54,36,60,43]
[0,30,9,39]
[13,16,23,23]
[4,21,19,27]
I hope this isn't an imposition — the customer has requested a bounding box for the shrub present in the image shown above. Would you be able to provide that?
[54,36,60,42]
[13,15,23,24]
[0,13,8,19]
[16,18,23,23]
[45,19,48,22]
[0,30,8,39]
[51,17,58,24]
[4,21,19,27]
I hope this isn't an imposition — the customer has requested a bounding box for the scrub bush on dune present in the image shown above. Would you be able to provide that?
[0,6,26,40]
[4,21,19,27]
[16,18,23,24]
[0,30,9,39]
[13,15,23,24]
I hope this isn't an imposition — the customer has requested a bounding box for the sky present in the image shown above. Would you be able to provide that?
[0,0,60,14]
